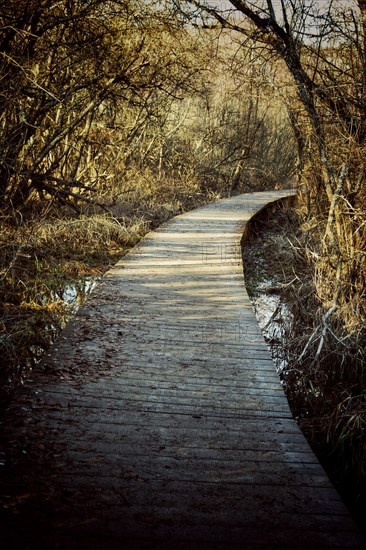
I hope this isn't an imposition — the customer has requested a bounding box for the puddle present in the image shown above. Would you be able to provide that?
[1,276,99,403]
[37,275,99,350]
[45,276,98,319]
[242,239,294,374]
[250,282,293,372]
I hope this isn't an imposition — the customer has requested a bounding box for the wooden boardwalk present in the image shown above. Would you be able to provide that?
[0,191,365,549]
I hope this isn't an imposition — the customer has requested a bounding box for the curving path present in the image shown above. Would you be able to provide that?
[0,191,365,549]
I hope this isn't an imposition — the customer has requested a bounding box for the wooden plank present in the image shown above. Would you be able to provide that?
[36,409,303,434]
[23,419,312,452]
[36,382,289,403]
[0,190,364,549]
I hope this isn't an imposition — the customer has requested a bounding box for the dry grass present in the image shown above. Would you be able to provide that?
[34,215,145,248]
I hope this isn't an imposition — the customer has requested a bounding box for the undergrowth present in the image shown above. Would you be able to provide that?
[242,199,366,535]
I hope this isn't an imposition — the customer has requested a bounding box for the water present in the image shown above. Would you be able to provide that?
[42,276,98,317]
[249,280,293,373]
[5,276,99,394]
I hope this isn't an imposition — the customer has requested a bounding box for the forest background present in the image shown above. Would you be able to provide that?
[0,0,365,531]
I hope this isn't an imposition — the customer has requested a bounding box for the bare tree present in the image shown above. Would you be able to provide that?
[0,1,202,210]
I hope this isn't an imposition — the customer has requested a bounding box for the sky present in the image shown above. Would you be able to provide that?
[193,0,357,41]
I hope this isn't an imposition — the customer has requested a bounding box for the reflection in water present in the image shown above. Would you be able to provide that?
[250,279,293,373]
[21,277,97,383]
[0,276,99,413]
[46,277,98,317]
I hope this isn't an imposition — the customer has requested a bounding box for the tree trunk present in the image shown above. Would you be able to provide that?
[357,1,366,143]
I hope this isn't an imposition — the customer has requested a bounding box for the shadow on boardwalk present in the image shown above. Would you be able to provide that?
[0,191,365,549]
